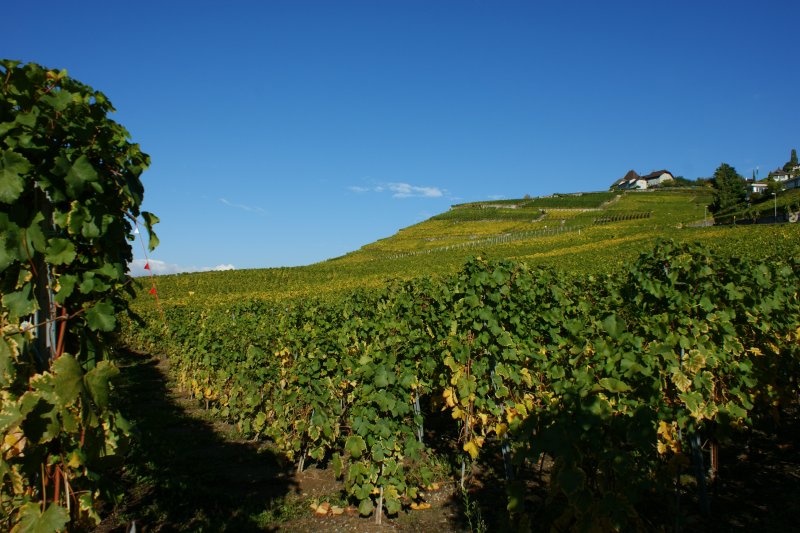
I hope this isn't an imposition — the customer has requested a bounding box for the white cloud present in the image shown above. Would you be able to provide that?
[128,259,180,277]
[220,198,266,214]
[488,194,506,200]
[387,182,443,198]
[128,259,236,277]
[347,181,445,199]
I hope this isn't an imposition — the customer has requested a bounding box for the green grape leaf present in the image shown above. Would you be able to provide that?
[43,88,73,111]
[2,284,36,319]
[53,274,78,304]
[384,493,402,514]
[358,498,374,517]
[371,442,386,461]
[374,367,389,388]
[0,337,14,386]
[85,300,116,331]
[53,355,84,407]
[497,331,513,347]
[64,154,98,196]
[598,377,631,393]
[0,149,31,203]
[332,453,343,478]
[142,211,160,251]
[45,238,77,265]
[0,403,24,433]
[0,233,22,271]
[95,262,124,280]
[83,361,120,410]
[345,435,366,458]
[20,396,60,444]
[26,212,47,253]
[602,314,624,339]
[11,502,69,533]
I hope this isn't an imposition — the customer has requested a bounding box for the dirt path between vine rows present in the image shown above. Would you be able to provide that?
[96,349,468,532]
[96,349,800,532]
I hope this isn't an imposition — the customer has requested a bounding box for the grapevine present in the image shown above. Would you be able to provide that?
[0,60,158,530]
[123,240,799,527]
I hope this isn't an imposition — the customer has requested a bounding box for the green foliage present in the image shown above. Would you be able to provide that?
[451,192,617,210]
[11,503,69,533]
[723,188,800,223]
[522,191,617,208]
[127,189,779,308]
[765,176,783,196]
[655,175,707,188]
[122,240,799,528]
[432,205,545,222]
[0,60,156,530]
[710,163,747,217]
[783,148,798,173]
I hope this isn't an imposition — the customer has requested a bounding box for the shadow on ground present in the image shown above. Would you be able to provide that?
[98,350,800,532]
[437,411,800,533]
[98,349,297,532]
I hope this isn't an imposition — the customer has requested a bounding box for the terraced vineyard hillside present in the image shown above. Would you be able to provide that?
[141,189,800,304]
[119,187,800,532]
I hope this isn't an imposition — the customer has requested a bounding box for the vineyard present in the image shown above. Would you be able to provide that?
[117,186,800,529]
[3,60,800,531]
[451,191,618,210]
[123,239,800,530]
[142,189,799,307]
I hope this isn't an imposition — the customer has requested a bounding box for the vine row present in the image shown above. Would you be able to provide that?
[124,240,800,528]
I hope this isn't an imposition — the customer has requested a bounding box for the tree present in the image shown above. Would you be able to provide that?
[783,148,798,173]
[0,60,157,529]
[765,176,783,196]
[657,175,698,188]
[710,163,747,215]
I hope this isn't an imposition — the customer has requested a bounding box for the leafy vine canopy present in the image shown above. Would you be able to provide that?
[1,60,158,530]
[1,59,158,331]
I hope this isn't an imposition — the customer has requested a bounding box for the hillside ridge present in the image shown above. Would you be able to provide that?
[135,188,800,305]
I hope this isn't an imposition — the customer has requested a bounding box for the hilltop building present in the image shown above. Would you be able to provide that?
[769,169,792,182]
[612,169,674,190]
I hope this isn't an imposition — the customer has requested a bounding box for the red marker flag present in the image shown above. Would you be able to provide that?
[149,286,157,295]
[144,262,151,271]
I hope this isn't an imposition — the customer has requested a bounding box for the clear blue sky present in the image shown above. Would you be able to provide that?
[5,1,799,272]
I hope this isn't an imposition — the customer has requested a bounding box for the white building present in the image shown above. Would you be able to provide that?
[641,170,675,187]
[771,169,791,182]
[612,169,674,190]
